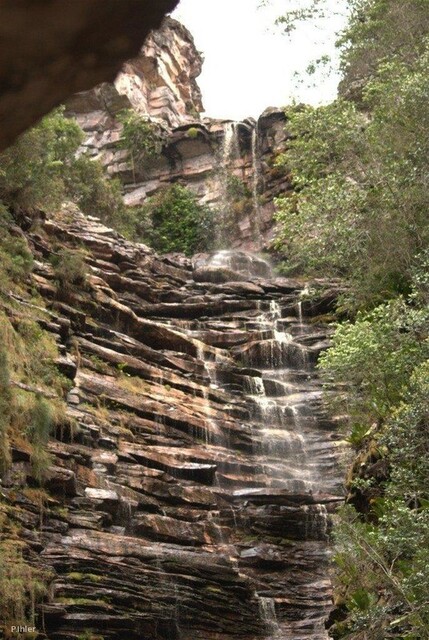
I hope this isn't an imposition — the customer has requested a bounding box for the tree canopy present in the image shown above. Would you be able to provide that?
[272,2,429,637]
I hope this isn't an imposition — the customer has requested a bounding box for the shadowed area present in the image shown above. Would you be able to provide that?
[0,0,179,151]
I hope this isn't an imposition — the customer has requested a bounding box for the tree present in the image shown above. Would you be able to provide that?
[271,3,429,637]
[274,38,429,308]
[0,107,83,212]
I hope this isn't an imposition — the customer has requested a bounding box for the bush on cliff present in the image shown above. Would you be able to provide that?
[0,528,51,637]
[137,184,215,255]
[51,248,88,298]
[118,109,165,176]
[0,204,33,291]
[0,108,138,238]
[64,155,133,234]
[0,107,83,213]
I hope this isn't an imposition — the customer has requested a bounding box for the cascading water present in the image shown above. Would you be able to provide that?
[169,250,344,639]
[223,121,239,165]
[111,246,344,638]
[251,123,261,240]
[218,121,239,247]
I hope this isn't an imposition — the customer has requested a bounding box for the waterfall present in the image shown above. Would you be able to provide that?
[297,285,310,328]
[251,123,261,241]
[32,207,343,640]
[258,596,280,636]
[218,121,239,247]
[223,121,238,166]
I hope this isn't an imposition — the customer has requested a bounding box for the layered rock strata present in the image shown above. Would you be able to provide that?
[3,207,344,639]
[67,17,204,132]
[66,18,291,251]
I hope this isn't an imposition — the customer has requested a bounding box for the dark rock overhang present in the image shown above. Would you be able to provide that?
[0,0,179,151]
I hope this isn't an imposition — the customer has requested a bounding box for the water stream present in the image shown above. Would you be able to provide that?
[251,123,261,241]
[218,121,239,247]
[181,251,341,638]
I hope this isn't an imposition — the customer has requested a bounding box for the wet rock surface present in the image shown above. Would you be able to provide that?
[5,208,345,639]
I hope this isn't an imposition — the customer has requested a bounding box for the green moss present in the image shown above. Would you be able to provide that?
[0,529,52,633]
[204,585,223,594]
[186,127,200,139]
[67,572,103,583]
[78,631,105,640]
[57,597,109,607]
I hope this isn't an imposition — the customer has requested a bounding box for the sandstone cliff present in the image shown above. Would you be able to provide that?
[67,17,204,131]
[1,205,344,639]
[0,15,346,639]
[65,19,292,251]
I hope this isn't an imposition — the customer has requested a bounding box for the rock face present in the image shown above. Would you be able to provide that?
[66,19,291,251]
[67,17,204,131]
[4,206,345,639]
[0,0,179,152]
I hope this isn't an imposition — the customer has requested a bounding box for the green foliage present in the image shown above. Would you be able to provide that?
[77,631,105,640]
[274,2,429,309]
[0,107,83,212]
[320,270,429,639]
[67,572,103,583]
[226,175,252,200]
[117,109,164,174]
[385,361,429,504]
[0,532,49,637]
[0,310,69,481]
[26,397,54,482]
[338,0,429,101]
[0,108,141,240]
[274,90,429,306]
[319,298,429,424]
[52,248,88,295]
[0,344,12,475]
[333,500,429,639]
[139,184,215,255]
[64,155,130,232]
[186,127,200,139]
[0,205,33,291]
[261,0,342,35]
[274,101,366,278]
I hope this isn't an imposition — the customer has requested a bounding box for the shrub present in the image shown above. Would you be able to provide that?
[0,345,12,475]
[52,248,88,295]
[274,64,429,308]
[0,204,33,291]
[26,397,54,483]
[117,110,165,175]
[187,127,200,139]
[0,533,50,637]
[65,155,128,229]
[226,175,252,200]
[138,184,215,255]
[0,108,140,241]
[0,308,70,480]
[0,107,83,212]
[318,298,428,425]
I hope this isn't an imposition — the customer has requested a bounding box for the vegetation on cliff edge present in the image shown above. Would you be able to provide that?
[273,0,429,637]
